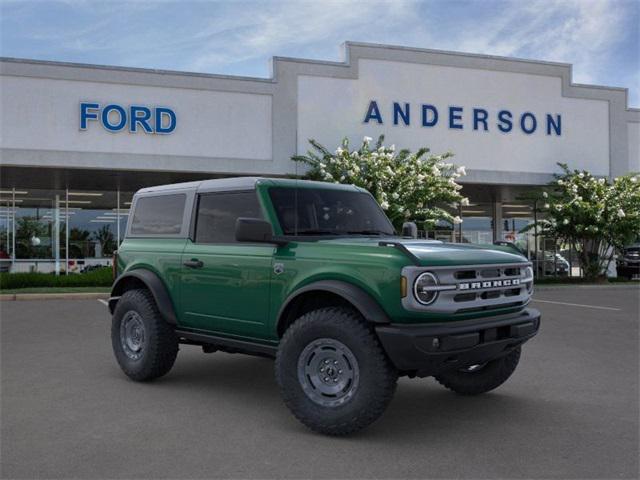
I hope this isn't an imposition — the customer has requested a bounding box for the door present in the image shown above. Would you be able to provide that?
[180,190,274,339]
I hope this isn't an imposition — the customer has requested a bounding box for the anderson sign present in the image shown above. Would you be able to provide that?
[363,100,562,136]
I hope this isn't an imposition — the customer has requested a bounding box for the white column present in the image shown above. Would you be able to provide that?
[65,188,69,275]
[11,188,16,265]
[54,194,60,275]
[494,200,503,242]
[116,188,121,247]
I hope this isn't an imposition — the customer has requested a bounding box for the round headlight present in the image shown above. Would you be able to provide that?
[525,266,534,293]
[414,272,439,305]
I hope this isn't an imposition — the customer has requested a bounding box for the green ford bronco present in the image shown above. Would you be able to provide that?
[109,177,540,435]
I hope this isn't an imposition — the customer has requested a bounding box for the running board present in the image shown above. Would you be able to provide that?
[175,329,277,358]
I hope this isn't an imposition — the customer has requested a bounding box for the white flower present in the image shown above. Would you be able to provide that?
[544,203,550,209]
[631,176,638,183]
[460,197,470,206]
[555,205,562,211]
[363,136,372,143]
[563,219,569,225]
[380,201,389,210]
[456,166,467,176]
[453,216,463,225]
[392,192,399,200]
[557,179,564,185]
[431,166,440,175]
[576,196,582,202]
[618,208,626,218]
[335,147,343,155]
[598,178,605,184]
[578,172,584,178]
[542,191,548,198]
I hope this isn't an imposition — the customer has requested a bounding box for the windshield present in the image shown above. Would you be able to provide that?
[268,187,395,236]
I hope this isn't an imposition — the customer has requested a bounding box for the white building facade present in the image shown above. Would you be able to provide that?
[1,42,638,272]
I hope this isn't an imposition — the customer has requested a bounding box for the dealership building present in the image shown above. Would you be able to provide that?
[0,42,638,273]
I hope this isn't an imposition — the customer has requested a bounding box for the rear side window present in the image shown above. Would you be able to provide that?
[195,191,263,243]
[130,194,186,235]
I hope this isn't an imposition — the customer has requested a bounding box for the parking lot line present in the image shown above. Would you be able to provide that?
[532,299,620,311]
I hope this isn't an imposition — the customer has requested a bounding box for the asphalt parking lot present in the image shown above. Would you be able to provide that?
[1,286,638,479]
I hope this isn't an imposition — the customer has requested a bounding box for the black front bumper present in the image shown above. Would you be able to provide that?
[376,308,541,377]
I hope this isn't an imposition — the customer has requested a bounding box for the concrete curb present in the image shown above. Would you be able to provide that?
[0,292,109,301]
[535,283,639,290]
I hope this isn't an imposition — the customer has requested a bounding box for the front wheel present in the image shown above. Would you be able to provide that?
[275,307,398,435]
[434,347,521,395]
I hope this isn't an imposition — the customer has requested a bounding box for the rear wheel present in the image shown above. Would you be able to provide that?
[111,289,179,381]
[434,347,521,395]
[275,307,398,435]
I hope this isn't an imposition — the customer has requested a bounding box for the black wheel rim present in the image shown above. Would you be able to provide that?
[297,338,359,407]
[120,310,146,361]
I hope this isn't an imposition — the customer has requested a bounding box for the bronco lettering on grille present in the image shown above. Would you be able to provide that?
[458,279,520,290]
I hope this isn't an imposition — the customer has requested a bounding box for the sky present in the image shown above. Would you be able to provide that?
[1,0,639,106]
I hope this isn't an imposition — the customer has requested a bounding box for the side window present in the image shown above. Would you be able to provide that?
[195,191,263,243]
[130,194,186,235]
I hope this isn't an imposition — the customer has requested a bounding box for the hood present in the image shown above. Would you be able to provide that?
[400,240,527,266]
[316,237,528,267]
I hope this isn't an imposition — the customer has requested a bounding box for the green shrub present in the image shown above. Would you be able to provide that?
[0,267,112,290]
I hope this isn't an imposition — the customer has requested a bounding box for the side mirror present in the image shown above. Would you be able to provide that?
[235,218,286,245]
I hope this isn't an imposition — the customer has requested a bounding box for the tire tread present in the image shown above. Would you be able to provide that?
[276,307,397,435]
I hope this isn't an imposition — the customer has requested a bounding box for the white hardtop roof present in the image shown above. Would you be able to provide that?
[135,177,364,195]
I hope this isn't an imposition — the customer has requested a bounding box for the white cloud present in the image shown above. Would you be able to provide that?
[185,0,418,72]
[427,0,630,86]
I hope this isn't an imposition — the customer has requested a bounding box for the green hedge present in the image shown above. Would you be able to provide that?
[0,267,112,290]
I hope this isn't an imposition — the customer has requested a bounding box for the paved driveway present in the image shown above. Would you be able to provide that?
[1,286,638,479]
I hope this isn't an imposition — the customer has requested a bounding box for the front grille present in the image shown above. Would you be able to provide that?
[402,262,533,314]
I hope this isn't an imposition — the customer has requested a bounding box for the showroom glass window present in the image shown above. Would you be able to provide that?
[195,191,263,243]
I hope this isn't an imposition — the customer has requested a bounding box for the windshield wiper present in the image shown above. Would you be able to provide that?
[346,230,391,236]
[293,229,343,235]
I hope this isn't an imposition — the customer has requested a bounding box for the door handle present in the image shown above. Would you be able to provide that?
[183,259,204,269]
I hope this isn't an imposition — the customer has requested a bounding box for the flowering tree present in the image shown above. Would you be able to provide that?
[533,163,640,280]
[292,135,468,230]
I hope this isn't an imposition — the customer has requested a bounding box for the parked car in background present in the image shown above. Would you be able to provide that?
[0,249,11,273]
[616,243,640,280]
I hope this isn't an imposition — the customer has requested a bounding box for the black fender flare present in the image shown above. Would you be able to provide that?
[277,280,391,334]
[109,269,178,325]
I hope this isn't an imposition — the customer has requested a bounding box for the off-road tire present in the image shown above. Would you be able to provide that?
[434,347,521,395]
[111,288,179,381]
[275,307,398,435]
